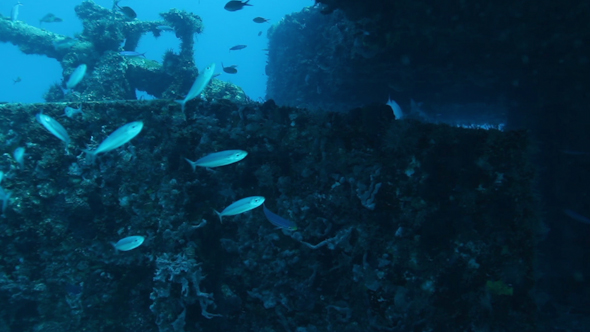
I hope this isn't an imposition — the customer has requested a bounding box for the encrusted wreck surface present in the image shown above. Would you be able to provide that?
[0,0,245,103]
[266,1,586,122]
[0,99,537,331]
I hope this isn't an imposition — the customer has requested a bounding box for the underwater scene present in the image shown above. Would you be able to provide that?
[0,0,588,331]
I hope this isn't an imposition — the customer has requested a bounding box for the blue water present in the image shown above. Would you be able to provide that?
[0,0,311,103]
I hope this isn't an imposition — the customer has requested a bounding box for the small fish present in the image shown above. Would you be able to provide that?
[156,25,174,31]
[11,1,23,22]
[386,95,403,120]
[221,63,238,74]
[229,45,247,51]
[263,204,297,231]
[13,77,21,84]
[39,13,63,24]
[257,31,262,36]
[253,17,270,23]
[117,5,137,20]
[63,105,84,118]
[83,121,144,163]
[66,64,87,90]
[36,111,70,153]
[119,51,146,58]
[112,235,145,251]
[215,196,265,221]
[13,147,25,169]
[185,150,247,170]
[224,0,252,12]
[175,63,216,113]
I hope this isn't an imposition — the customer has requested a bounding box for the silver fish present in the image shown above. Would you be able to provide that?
[13,147,25,169]
[386,95,403,120]
[66,64,87,90]
[63,105,84,118]
[83,121,143,163]
[36,111,70,153]
[185,150,247,170]
[112,235,145,251]
[175,63,216,113]
[263,204,297,231]
[11,1,23,22]
[215,196,265,221]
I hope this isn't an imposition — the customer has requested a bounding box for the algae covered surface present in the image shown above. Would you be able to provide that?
[0,99,537,331]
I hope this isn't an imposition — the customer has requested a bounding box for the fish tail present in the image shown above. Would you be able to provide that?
[81,148,97,164]
[175,100,186,113]
[184,158,197,171]
[214,209,223,222]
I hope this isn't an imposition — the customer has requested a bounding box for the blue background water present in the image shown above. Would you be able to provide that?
[0,0,311,103]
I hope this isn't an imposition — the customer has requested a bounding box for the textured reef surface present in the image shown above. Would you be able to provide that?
[0,98,537,332]
[0,0,245,103]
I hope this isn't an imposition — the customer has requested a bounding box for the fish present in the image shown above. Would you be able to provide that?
[66,64,87,90]
[386,95,404,120]
[224,0,252,12]
[253,17,270,23]
[63,105,84,118]
[11,1,23,22]
[39,13,63,24]
[13,147,25,169]
[156,25,174,31]
[215,196,265,221]
[263,204,297,231]
[229,45,247,51]
[185,150,247,170]
[13,77,21,84]
[257,31,262,36]
[112,235,145,251]
[36,111,71,153]
[175,63,216,113]
[119,51,146,58]
[83,121,144,163]
[221,63,238,74]
[118,6,137,20]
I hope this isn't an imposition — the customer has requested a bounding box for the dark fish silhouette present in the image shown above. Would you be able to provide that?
[224,0,252,12]
[229,45,247,51]
[222,63,238,74]
[258,31,262,36]
[253,17,269,23]
[40,13,63,24]
[118,5,137,20]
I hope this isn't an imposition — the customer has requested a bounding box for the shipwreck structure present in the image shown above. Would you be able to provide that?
[0,0,245,102]
[0,1,542,331]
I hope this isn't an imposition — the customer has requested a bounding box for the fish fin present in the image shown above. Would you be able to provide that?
[214,209,223,222]
[175,100,186,113]
[184,158,197,171]
[81,148,97,164]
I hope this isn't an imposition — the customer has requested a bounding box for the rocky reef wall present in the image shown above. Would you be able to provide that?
[0,99,537,331]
